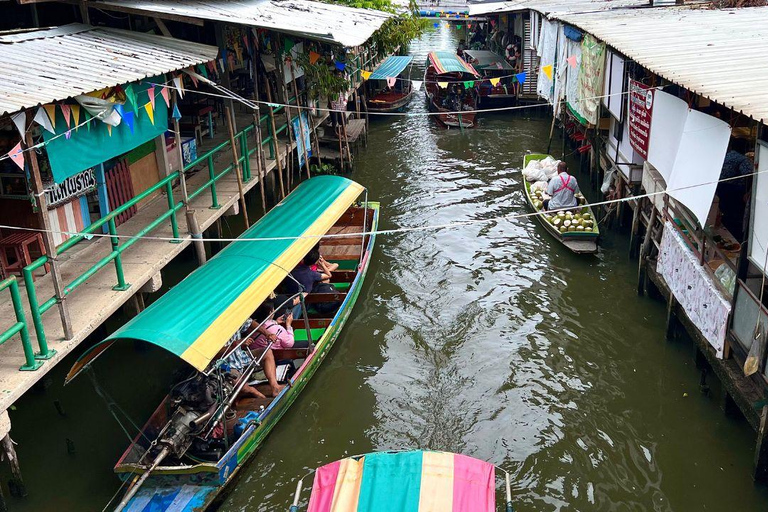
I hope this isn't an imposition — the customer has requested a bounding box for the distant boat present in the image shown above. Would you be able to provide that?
[522,153,599,254]
[462,50,517,107]
[67,176,380,512]
[424,51,481,128]
[288,450,515,512]
[366,55,415,113]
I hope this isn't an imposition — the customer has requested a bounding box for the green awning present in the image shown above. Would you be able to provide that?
[67,176,364,380]
[369,56,413,80]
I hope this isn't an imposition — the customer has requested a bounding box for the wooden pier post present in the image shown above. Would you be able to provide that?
[186,209,207,266]
[2,434,26,499]
[665,295,678,341]
[637,208,657,296]
[225,107,250,229]
[754,406,768,483]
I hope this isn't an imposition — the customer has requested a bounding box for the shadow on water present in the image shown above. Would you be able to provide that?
[3,23,768,512]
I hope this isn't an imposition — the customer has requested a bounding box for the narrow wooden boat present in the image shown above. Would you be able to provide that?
[289,450,514,511]
[366,55,415,113]
[66,176,379,511]
[522,153,599,254]
[424,51,480,128]
[462,50,517,107]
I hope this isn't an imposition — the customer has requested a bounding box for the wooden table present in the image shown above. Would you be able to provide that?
[0,232,49,280]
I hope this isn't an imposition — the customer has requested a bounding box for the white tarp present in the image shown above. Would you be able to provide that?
[537,20,558,104]
[647,90,688,182]
[552,25,568,115]
[602,50,625,121]
[666,109,732,226]
[750,141,768,273]
[564,38,582,119]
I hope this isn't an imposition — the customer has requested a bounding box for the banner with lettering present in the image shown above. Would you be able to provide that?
[628,79,654,159]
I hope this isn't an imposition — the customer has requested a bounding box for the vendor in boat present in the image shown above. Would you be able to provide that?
[543,162,581,211]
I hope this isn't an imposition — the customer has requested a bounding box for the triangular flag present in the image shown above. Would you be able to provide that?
[10,112,25,137]
[386,77,396,88]
[7,142,24,170]
[34,107,55,133]
[107,124,112,136]
[60,104,71,129]
[464,80,474,88]
[187,68,199,88]
[412,80,423,91]
[438,82,448,89]
[456,25,462,30]
[197,64,209,79]
[144,103,154,125]
[218,58,225,73]
[490,77,500,87]
[172,103,182,121]
[124,84,138,114]
[361,70,371,80]
[283,37,294,54]
[433,22,439,28]
[123,111,135,133]
[515,72,527,84]
[147,86,156,111]
[309,51,321,65]
[160,87,171,107]
[64,130,72,140]
[496,62,503,70]
[541,65,553,80]
[334,61,346,71]
[71,104,81,128]
[43,104,57,130]
[173,76,184,98]
[114,103,125,118]
[567,55,578,68]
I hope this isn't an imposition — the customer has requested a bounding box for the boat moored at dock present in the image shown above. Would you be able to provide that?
[366,55,415,113]
[424,51,481,128]
[461,50,517,107]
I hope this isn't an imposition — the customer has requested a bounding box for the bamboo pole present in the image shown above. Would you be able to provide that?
[225,106,250,229]
[263,75,285,199]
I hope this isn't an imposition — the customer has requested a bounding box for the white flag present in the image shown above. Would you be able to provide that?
[34,107,55,134]
[412,80,423,92]
[11,112,26,137]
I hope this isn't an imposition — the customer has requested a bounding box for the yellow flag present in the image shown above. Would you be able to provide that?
[107,124,112,137]
[438,81,448,89]
[361,70,372,80]
[71,104,81,128]
[144,102,155,125]
[490,77,500,87]
[43,104,57,129]
[542,64,553,80]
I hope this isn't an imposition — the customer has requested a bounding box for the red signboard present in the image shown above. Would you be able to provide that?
[628,80,653,159]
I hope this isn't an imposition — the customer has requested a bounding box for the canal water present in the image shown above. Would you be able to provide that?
[5,23,768,512]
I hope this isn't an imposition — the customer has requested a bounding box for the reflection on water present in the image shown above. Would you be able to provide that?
[4,23,768,512]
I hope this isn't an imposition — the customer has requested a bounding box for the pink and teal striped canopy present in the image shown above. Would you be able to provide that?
[307,451,495,512]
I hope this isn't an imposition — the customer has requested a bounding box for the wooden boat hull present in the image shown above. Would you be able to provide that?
[424,90,477,128]
[119,204,381,512]
[522,154,599,254]
[367,90,414,113]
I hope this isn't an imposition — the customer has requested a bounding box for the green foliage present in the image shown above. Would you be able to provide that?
[311,163,341,175]
[295,53,349,100]
[371,14,430,59]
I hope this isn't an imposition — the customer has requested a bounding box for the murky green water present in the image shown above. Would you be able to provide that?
[5,25,768,512]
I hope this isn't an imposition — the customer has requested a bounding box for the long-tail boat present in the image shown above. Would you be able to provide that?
[288,450,515,511]
[462,50,517,107]
[366,55,415,113]
[424,51,481,128]
[66,176,379,511]
[522,153,599,254]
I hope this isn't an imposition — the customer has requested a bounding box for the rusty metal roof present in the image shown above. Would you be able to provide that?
[91,0,394,47]
[553,6,768,122]
[0,24,218,116]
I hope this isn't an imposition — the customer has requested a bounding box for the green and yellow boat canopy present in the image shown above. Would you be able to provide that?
[67,176,364,382]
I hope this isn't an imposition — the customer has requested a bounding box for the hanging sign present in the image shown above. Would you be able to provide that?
[44,168,96,208]
[628,79,653,159]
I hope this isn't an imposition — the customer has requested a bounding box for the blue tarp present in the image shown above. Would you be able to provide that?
[369,56,414,80]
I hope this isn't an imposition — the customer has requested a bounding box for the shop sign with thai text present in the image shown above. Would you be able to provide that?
[628,79,653,159]
[44,168,96,208]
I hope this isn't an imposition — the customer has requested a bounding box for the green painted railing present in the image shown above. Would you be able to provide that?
[20,112,287,357]
[0,277,41,371]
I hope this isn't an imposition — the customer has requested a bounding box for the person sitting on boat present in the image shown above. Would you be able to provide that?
[544,162,580,211]
[248,302,309,351]
[284,247,327,318]
[223,342,283,399]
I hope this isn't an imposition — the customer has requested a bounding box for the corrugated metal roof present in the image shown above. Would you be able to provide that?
[553,6,768,122]
[0,24,218,116]
[468,0,646,17]
[91,0,393,48]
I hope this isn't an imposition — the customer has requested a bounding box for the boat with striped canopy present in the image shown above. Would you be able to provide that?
[366,55,415,113]
[461,50,517,107]
[424,51,481,128]
[289,450,515,512]
[67,176,379,511]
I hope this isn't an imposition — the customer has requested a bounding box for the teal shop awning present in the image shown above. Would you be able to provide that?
[43,80,168,183]
[369,56,413,80]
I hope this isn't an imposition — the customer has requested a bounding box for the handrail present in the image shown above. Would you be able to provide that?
[0,277,41,371]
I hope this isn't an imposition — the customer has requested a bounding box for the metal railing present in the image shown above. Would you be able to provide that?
[17,109,289,366]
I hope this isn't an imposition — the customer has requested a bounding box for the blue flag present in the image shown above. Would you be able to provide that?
[515,72,527,85]
[335,60,346,71]
[172,103,182,121]
[123,111,135,134]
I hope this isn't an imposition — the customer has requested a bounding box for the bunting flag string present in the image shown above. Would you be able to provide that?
[34,107,55,134]
[124,84,138,115]
[172,103,182,121]
[160,86,171,107]
[489,77,500,87]
[60,104,72,129]
[464,80,474,88]
[11,112,25,138]
[144,102,155,125]
[334,61,346,71]
[7,142,24,170]
[123,111,136,133]
[173,76,185,98]
[541,64,553,80]
[64,130,72,140]
[43,104,57,130]
[148,86,156,111]
[71,104,81,130]
[386,77,396,88]
[515,72,527,85]
[566,55,578,68]
[412,80,423,91]
[361,70,371,80]
[438,81,448,89]
[309,51,321,65]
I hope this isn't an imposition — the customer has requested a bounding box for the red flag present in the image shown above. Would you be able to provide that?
[8,142,24,170]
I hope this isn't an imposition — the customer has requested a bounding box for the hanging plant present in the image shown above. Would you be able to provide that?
[295,52,350,100]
